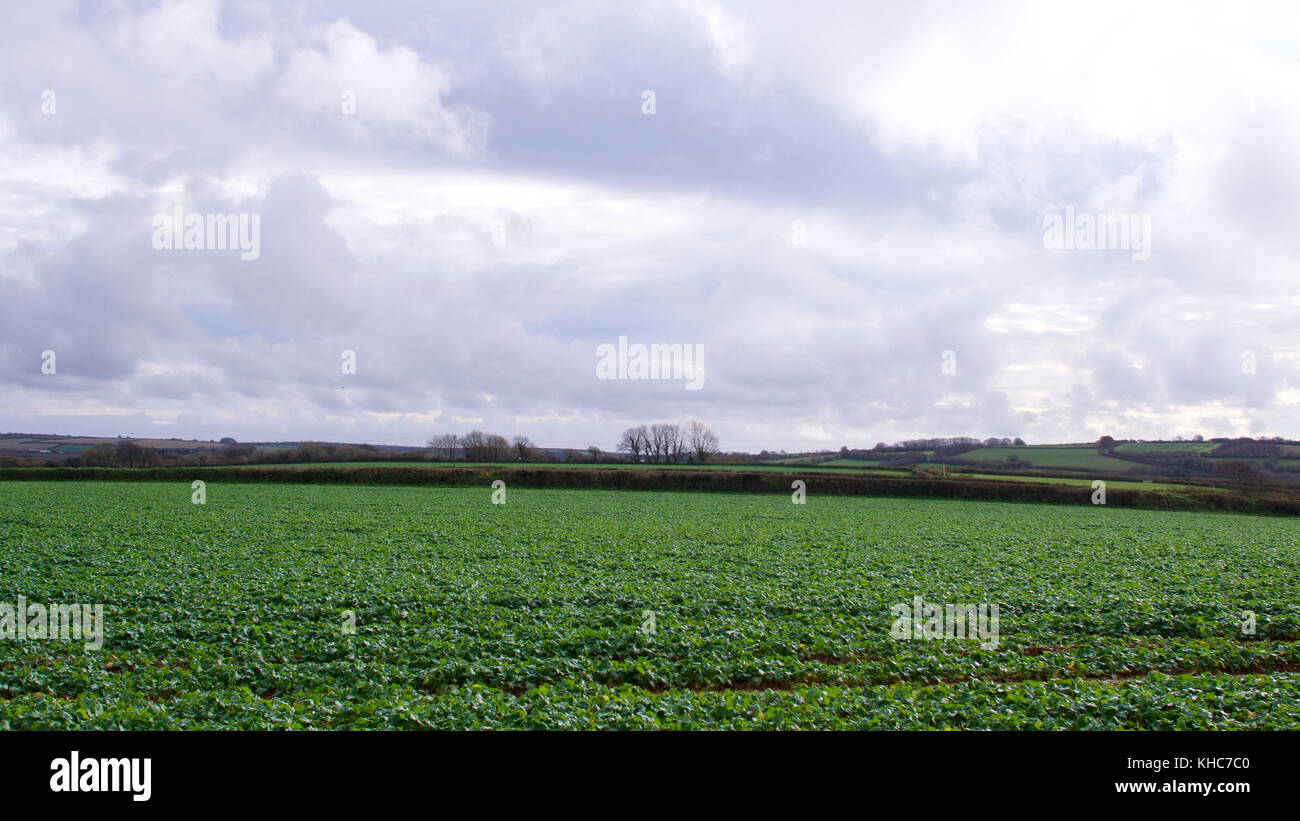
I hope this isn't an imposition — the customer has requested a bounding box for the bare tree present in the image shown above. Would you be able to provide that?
[486,434,511,461]
[648,423,684,463]
[83,443,115,467]
[1219,459,1266,495]
[667,424,687,463]
[617,426,648,462]
[686,420,719,462]
[461,431,511,461]
[115,440,141,468]
[427,434,458,462]
[648,423,669,463]
[295,442,326,462]
[224,444,258,464]
[461,430,488,461]
[511,435,535,461]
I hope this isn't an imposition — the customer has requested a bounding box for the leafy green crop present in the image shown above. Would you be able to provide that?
[1,481,1297,729]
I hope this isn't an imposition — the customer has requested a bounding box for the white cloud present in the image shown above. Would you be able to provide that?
[277,19,486,154]
[674,0,754,78]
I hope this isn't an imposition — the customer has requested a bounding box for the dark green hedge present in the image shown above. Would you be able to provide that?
[2,465,1296,515]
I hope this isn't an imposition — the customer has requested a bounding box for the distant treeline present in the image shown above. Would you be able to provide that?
[1208,439,1296,458]
[0,436,627,469]
[0,440,437,469]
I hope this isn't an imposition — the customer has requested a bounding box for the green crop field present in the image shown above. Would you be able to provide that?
[955,446,1128,471]
[951,473,1205,492]
[1115,442,1220,456]
[1,481,1298,730]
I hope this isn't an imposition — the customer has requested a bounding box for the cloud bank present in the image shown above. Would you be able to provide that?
[2,0,1297,450]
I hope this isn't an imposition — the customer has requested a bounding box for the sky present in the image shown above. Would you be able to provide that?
[1,0,1298,452]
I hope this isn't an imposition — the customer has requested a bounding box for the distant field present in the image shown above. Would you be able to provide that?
[767,455,847,465]
[0,435,231,453]
[773,455,934,467]
[954,446,1126,471]
[1115,442,1219,456]
[952,472,1209,492]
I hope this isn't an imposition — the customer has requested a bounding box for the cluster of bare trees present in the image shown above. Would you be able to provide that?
[427,432,539,462]
[109,441,162,468]
[618,421,719,463]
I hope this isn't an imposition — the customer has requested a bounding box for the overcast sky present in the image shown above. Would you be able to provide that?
[2,0,1298,451]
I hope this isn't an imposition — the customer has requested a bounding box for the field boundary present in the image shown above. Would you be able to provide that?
[2,465,1297,515]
